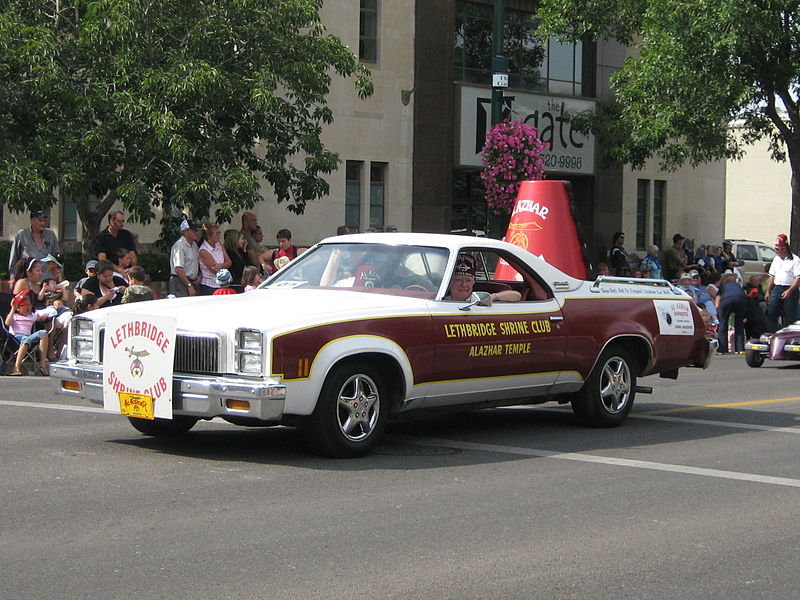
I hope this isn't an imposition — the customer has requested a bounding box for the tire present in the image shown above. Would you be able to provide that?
[571,346,637,427]
[302,361,388,458]
[127,415,198,436]
[745,349,764,368]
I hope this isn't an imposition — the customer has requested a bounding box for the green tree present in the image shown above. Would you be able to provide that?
[537,0,800,242]
[0,0,372,256]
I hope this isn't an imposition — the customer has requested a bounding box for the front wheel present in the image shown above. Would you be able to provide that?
[302,362,388,458]
[127,415,198,436]
[571,346,637,427]
[745,349,764,368]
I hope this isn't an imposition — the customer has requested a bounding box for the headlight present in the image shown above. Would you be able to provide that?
[239,330,262,351]
[71,318,95,360]
[235,329,263,375]
[760,334,772,343]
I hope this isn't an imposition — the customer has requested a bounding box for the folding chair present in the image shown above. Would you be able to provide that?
[0,292,53,375]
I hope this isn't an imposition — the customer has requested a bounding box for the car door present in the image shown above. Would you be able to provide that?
[424,248,568,408]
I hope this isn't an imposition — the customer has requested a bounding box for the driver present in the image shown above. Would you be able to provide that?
[446,253,521,302]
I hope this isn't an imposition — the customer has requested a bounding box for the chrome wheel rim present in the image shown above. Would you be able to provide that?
[599,356,632,414]
[337,374,380,442]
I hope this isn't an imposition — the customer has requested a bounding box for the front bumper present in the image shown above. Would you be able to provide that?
[50,362,286,422]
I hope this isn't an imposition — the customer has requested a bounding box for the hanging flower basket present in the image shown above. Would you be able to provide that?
[480,119,547,215]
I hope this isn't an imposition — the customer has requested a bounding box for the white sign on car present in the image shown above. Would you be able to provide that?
[103,313,177,420]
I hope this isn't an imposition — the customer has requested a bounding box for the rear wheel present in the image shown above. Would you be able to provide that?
[127,415,198,436]
[303,361,388,458]
[571,346,637,427]
[745,349,764,368]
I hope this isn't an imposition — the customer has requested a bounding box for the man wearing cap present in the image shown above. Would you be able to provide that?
[95,210,136,274]
[445,253,521,302]
[74,260,98,295]
[765,234,800,328]
[663,234,698,282]
[8,211,61,277]
[169,220,201,297]
[716,240,742,273]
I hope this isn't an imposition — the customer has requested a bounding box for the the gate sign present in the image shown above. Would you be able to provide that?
[458,84,595,175]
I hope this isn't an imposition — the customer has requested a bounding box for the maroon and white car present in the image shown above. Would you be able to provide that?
[51,233,716,457]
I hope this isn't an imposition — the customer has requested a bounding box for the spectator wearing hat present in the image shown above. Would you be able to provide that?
[212,269,237,295]
[663,234,698,282]
[445,253,521,302]
[715,240,742,274]
[4,291,53,376]
[95,210,136,274]
[8,211,62,278]
[169,220,201,297]
[74,260,99,295]
[765,234,800,328]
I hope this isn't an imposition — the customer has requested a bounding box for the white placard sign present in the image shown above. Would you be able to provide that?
[653,300,695,336]
[103,313,177,419]
[458,84,595,174]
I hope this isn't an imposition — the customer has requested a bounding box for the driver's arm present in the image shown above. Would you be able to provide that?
[492,289,522,302]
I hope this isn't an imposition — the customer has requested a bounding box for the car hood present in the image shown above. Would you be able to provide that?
[87,289,431,334]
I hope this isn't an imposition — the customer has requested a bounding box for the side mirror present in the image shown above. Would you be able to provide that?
[458,290,493,311]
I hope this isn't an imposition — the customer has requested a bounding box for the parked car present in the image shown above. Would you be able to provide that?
[728,239,776,282]
[50,233,716,457]
[744,323,800,368]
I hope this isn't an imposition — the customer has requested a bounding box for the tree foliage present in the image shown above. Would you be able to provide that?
[537,0,800,241]
[0,0,372,254]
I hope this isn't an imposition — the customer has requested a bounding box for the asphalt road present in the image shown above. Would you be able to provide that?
[1,355,799,600]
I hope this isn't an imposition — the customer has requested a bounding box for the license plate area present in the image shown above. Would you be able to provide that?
[118,392,154,420]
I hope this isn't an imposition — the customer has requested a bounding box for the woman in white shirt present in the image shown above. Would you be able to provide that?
[198,223,232,295]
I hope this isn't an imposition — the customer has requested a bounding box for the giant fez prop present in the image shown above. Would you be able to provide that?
[494,180,588,280]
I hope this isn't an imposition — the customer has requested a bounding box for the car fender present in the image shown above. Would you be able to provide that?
[279,334,418,416]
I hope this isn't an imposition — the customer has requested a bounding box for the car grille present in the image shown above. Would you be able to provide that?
[174,335,220,374]
[99,331,221,374]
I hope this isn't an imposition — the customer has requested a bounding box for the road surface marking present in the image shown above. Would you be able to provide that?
[4,400,800,488]
[633,414,800,433]
[399,436,800,489]
[0,400,106,413]
[639,397,800,413]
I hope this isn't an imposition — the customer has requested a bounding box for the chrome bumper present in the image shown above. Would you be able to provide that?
[50,362,286,422]
[744,341,768,352]
[699,338,719,368]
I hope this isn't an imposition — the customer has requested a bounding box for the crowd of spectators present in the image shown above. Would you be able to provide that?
[4,208,340,375]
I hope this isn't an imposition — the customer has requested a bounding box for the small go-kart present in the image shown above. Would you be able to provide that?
[744,322,800,367]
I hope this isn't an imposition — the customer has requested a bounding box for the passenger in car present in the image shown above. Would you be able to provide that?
[445,254,521,303]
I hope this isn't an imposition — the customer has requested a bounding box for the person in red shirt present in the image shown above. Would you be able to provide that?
[212,269,238,295]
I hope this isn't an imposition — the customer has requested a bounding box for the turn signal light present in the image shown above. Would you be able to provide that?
[225,399,250,411]
[61,380,81,392]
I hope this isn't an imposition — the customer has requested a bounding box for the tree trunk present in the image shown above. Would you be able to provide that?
[788,145,800,250]
[76,190,118,263]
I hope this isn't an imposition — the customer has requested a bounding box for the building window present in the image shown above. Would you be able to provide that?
[636,179,649,250]
[452,169,487,236]
[62,199,79,242]
[359,0,378,63]
[454,0,585,95]
[345,161,362,233]
[653,180,666,250]
[369,162,386,231]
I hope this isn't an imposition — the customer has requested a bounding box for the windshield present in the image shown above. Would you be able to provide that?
[263,243,450,298]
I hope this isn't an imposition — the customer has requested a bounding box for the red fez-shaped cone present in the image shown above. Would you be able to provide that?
[494,180,588,280]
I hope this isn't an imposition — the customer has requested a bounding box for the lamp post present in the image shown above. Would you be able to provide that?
[488,0,508,239]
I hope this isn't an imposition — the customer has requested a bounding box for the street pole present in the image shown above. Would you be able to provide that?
[488,0,508,239]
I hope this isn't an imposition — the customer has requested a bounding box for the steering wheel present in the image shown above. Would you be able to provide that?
[404,284,430,292]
